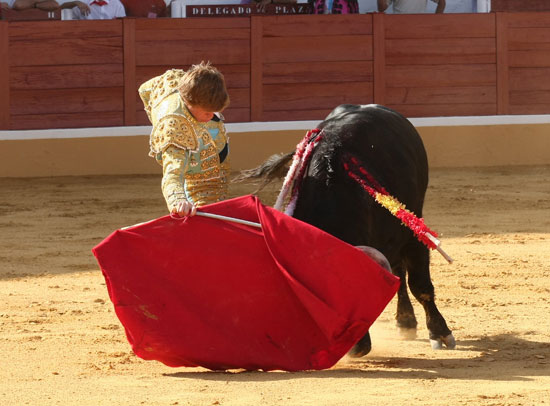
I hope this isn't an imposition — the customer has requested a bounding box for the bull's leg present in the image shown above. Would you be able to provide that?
[404,242,455,349]
[348,331,372,358]
[392,262,418,338]
[347,246,386,357]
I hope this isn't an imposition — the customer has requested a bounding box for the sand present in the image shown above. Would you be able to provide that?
[1,165,549,406]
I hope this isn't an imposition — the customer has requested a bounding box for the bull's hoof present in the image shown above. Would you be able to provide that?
[348,333,372,358]
[430,333,456,350]
[396,314,418,330]
[398,327,417,340]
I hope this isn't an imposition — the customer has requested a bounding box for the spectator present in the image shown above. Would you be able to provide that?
[120,0,168,17]
[11,0,59,10]
[1,1,13,10]
[59,0,125,19]
[242,0,298,13]
[377,0,445,14]
[309,0,359,14]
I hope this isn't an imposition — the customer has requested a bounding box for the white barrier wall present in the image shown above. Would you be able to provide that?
[1,115,550,177]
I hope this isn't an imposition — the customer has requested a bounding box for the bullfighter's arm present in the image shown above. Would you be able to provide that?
[161,146,196,216]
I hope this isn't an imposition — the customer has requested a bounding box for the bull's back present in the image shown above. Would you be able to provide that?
[320,104,428,208]
[294,104,429,252]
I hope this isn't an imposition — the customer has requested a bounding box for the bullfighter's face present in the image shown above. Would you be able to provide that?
[187,104,215,123]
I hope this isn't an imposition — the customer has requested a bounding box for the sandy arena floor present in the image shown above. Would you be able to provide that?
[1,165,549,406]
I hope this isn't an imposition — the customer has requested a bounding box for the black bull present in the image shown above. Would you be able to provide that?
[239,104,455,356]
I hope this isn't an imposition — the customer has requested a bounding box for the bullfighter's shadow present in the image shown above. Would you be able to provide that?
[162,333,549,382]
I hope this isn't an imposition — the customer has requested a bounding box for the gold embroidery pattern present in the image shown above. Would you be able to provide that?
[200,156,218,171]
[139,69,230,209]
[185,167,220,180]
[161,146,189,210]
[200,144,216,159]
[141,69,185,110]
[200,131,210,144]
[150,114,198,155]
[185,161,230,206]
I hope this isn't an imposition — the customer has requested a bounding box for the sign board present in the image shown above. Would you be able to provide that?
[0,9,61,21]
[185,3,313,17]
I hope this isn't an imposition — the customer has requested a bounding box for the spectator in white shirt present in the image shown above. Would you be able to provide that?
[0,0,13,9]
[60,0,125,19]
[378,0,445,14]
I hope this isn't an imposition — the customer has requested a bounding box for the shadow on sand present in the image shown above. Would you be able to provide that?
[162,333,550,383]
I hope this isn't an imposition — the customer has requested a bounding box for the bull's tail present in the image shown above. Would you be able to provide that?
[234,128,322,210]
[232,151,294,193]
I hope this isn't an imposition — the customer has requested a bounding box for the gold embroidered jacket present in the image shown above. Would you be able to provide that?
[138,69,230,210]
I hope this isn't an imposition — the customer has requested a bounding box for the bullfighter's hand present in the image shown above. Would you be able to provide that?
[171,200,197,217]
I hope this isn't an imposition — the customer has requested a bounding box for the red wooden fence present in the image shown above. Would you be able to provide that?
[1,12,550,131]
[492,1,550,12]
[132,17,251,125]
[505,13,550,114]
[252,14,374,122]
[6,20,124,130]
[381,13,497,117]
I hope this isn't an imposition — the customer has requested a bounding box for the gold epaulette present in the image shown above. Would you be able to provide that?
[149,114,198,156]
[139,69,186,119]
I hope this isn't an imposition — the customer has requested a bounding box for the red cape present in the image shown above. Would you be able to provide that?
[92,195,399,371]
